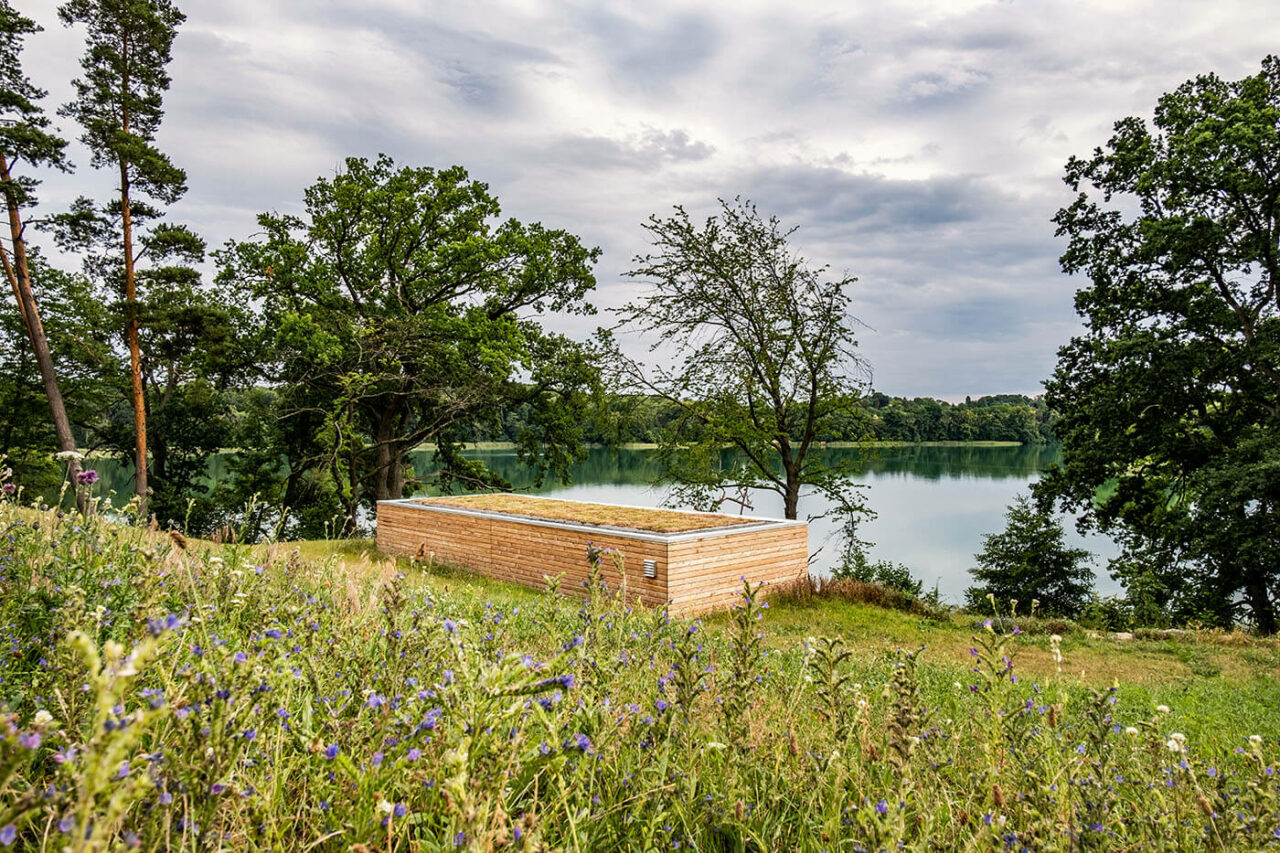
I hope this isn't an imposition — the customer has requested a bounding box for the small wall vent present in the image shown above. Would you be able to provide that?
[643,559,657,579]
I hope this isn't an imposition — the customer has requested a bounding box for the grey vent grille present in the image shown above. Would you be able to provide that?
[643,558,657,579]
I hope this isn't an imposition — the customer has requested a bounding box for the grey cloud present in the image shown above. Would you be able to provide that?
[740,166,987,233]
[543,129,715,172]
[572,6,720,93]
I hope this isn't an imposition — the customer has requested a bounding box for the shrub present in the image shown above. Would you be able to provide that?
[966,493,1094,618]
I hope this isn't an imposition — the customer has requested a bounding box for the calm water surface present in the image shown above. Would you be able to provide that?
[84,444,1118,604]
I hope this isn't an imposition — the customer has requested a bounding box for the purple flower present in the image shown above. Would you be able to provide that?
[454,831,467,847]
[264,629,283,640]
[565,733,593,752]
[407,748,422,762]
[242,729,256,741]
[393,803,407,818]
[58,817,75,834]
[233,652,248,664]
[76,470,99,486]
[147,612,186,637]
[211,783,227,796]
[875,799,888,815]
[324,744,339,760]
[371,751,384,767]
[1,483,16,496]
[0,825,14,846]
[443,619,458,635]
[17,732,41,750]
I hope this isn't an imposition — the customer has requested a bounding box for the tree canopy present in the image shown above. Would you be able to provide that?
[1040,55,1280,632]
[601,198,872,521]
[218,155,601,531]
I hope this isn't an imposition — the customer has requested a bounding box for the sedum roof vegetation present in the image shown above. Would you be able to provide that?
[416,494,757,533]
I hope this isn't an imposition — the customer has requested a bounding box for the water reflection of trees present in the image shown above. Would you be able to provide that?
[417,444,1062,492]
[75,444,1062,507]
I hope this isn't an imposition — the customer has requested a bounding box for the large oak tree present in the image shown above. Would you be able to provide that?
[1040,56,1280,632]
[218,155,600,531]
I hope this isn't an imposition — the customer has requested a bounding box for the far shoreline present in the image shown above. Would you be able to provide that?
[449,439,1032,451]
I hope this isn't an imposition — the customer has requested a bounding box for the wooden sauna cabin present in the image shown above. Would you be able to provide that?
[375,495,809,615]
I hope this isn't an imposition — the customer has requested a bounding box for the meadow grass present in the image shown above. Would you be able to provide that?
[1,496,1278,851]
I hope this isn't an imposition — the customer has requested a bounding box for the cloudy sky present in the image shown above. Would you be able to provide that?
[17,0,1277,397]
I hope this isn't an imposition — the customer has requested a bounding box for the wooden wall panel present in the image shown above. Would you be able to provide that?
[485,516,669,608]
[666,525,809,615]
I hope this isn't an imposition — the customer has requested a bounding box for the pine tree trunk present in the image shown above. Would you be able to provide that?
[2,157,87,512]
[121,161,148,515]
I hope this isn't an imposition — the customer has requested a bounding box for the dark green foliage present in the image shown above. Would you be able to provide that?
[217,155,601,531]
[966,494,1094,617]
[1040,55,1280,632]
[57,0,186,202]
[0,256,117,486]
[1,0,71,202]
[834,535,925,599]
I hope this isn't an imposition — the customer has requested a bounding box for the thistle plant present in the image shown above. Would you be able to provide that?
[721,578,766,749]
[884,645,926,778]
[806,636,861,745]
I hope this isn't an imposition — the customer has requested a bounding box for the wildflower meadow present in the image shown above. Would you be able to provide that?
[1,482,1278,851]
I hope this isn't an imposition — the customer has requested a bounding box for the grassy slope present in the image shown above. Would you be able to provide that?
[293,537,1280,749]
[7,503,1280,849]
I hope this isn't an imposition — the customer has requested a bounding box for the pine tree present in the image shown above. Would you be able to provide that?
[0,1,87,502]
[59,0,187,514]
[966,494,1094,618]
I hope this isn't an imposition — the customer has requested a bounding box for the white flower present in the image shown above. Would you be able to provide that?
[1249,734,1263,746]
[1169,732,1186,744]
[55,450,85,461]
[376,798,394,815]
[1166,739,1183,753]
[1124,727,1139,736]
[33,710,54,727]
[953,682,963,690]
[208,556,224,565]
[1156,705,1170,714]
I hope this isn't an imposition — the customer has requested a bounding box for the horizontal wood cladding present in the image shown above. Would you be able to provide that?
[376,500,808,616]
[666,525,809,616]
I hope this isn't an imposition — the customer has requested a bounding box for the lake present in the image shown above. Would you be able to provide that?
[81,443,1119,604]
